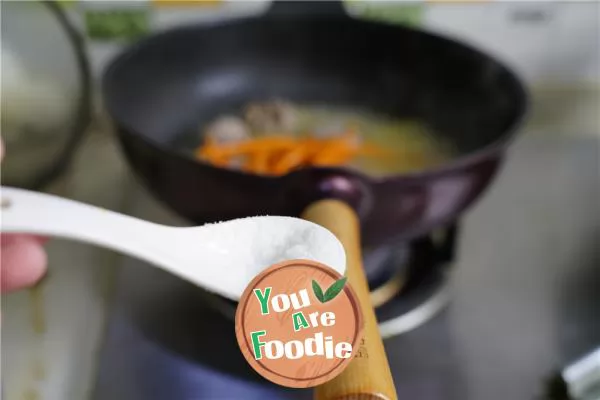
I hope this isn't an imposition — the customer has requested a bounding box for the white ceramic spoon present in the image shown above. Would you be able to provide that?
[0,186,346,301]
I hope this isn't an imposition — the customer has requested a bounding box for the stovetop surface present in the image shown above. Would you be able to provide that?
[92,134,599,400]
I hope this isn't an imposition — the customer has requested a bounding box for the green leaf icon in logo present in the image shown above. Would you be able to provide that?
[313,277,347,303]
[323,277,347,302]
[312,280,325,303]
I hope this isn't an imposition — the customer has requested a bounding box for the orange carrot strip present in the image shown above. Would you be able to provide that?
[272,144,310,175]
[209,153,231,168]
[200,139,297,158]
[266,147,295,174]
[194,130,393,174]
[310,142,357,166]
[248,151,271,175]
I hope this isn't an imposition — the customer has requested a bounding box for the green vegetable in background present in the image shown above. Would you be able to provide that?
[345,1,424,27]
[312,280,325,303]
[85,9,149,41]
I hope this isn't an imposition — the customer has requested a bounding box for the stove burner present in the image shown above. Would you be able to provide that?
[363,242,410,289]
[375,226,457,337]
[376,258,451,338]
[370,271,406,309]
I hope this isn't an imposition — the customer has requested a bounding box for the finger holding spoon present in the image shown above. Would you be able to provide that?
[1,138,49,293]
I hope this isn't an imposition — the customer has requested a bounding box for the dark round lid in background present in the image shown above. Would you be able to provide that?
[1,0,91,190]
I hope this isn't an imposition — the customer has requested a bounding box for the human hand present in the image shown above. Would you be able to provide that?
[1,139,48,292]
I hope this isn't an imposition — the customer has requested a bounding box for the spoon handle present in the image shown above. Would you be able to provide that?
[0,186,168,263]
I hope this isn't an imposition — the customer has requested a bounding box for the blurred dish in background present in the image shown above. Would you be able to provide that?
[1,0,91,189]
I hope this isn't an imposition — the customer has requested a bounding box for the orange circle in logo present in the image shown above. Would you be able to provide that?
[235,259,364,388]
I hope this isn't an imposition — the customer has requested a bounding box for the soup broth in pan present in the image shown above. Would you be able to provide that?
[193,101,454,177]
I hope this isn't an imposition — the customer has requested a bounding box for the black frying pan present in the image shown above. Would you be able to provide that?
[102,1,527,398]
[102,1,527,247]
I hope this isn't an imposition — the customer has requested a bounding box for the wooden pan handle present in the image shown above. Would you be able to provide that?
[301,199,397,400]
